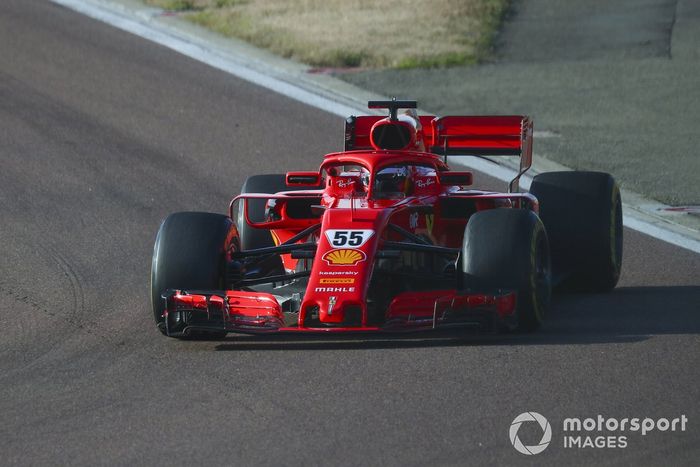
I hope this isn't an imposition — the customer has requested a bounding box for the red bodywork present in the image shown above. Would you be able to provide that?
[162,105,537,336]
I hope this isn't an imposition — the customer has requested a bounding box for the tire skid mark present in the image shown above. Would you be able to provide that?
[0,277,47,360]
[0,274,66,379]
[48,247,86,328]
[0,277,113,344]
[0,228,118,344]
[0,276,126,383]
[0,281,86,336]
[44,240,124,344]
[0,279,61,321]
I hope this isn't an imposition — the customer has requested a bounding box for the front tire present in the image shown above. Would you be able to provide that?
[150,212,235,337]
[461,209,551,332]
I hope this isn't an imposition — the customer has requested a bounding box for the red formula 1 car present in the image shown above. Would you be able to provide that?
[151,100,623,338]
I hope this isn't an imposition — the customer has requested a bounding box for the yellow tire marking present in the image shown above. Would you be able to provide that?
[610,183,619,269]
[530,221,544,322]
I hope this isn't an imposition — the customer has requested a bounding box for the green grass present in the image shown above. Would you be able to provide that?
[145,0,510,69]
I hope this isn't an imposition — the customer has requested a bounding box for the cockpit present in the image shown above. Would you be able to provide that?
[324,161,439,200]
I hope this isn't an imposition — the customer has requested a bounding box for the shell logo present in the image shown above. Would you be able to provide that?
[322,248,366,266]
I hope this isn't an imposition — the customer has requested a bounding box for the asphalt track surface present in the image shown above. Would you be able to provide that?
[1,1,699,465]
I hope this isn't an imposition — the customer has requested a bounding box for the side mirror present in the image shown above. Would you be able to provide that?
[437,171,473,187]
[286,171,321,187]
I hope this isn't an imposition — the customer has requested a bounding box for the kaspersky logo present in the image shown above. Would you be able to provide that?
[510,412,552,455]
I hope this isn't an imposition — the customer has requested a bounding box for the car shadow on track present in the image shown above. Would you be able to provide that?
[213,286,700,351]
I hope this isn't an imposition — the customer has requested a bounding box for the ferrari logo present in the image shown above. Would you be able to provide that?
[322,248,366,266]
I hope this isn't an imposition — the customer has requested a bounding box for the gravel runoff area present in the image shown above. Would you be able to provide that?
[340,0,700,206]
[144,0,509,68]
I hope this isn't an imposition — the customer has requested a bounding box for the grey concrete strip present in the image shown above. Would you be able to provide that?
[497,0,678,61]
[673,0,700,59]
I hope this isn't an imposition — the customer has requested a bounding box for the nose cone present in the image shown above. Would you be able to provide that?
[300,208,389,327]
[309,284,363,326]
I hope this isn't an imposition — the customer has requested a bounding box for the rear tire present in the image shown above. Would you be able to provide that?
[238,174,290,250]
[462,209,551,332]
[238,174,289,277]
[150,212,234,338]
[238,174,322,276]
[530,171,622,292]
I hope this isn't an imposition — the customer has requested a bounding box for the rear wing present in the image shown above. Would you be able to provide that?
[344,114,533,192]
[430,115,533,192]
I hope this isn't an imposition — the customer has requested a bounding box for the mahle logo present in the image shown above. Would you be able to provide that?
[510,412,552,455]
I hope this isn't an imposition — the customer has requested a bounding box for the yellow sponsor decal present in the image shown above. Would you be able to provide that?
[322,248,366,266]
[270,230,281,247]
[319,278,355,284]
[425,214,434,235]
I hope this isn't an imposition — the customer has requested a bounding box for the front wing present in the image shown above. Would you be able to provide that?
[160,288,518,337]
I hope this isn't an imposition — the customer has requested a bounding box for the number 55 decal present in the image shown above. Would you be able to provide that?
[325,229,374,248]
